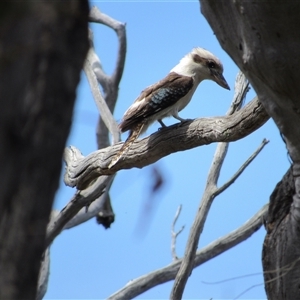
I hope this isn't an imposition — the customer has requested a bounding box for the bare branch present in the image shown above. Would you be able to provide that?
[63,175,115,229]
[171,205,185,261]
[45,7,127,247]
[45,175,112,248]
[86,7,127,226]
[107,204,268,300]
[206,72,249,188]
[64,96,269,190]
[228,71,249,115]
[84,54,120,144]
[89,6,126,90]
[87,29,109,90]
[170,74,263,299]
[216,138,269,196]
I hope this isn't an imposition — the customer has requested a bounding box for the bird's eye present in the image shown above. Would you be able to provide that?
[208,61,216,69]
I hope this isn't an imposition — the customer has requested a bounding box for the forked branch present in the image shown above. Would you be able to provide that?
[170,73,268,299]
[107,204,268,300]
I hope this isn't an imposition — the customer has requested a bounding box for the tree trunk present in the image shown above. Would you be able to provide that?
[263,167,300,299]
[199,1,300,163]
[199,1,300,298]
[0,2,89,299]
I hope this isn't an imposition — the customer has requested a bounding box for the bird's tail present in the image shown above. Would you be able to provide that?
[108,122,145,169]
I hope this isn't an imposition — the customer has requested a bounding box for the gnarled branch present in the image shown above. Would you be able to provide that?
[64,96,269,190]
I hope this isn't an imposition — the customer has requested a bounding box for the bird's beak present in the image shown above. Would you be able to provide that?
[212,71,230,90]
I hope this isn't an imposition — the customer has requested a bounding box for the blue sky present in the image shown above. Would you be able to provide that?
[45,1,289,299]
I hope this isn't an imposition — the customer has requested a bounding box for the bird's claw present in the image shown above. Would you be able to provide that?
[158,125,168,131]
[177,118,193,127]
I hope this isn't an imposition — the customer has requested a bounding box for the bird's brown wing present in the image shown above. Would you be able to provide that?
[119,72,193,132]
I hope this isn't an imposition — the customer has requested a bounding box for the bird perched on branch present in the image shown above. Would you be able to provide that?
[108,47,230,168]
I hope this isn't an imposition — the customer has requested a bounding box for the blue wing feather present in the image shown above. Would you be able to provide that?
[120,72,193,132]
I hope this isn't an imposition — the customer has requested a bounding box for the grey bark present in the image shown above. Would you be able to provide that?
[0,2,89,299]
[64,96,268,190]
[199,1,300,299]
[263,167,300,300]
[85,7,126,228]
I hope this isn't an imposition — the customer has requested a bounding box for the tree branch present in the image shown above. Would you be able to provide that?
[170,73,265,299]
[84,54,120,144]
[216,138,269,196]
[45,175,112,248]
[89,6,126,91]
[171,205,185,261]
[65,96,269,190]
[87,7,127,228]
[88,6,126,150]
[107,203,268,300]
[63,175,115,229]
[44,7,126,247]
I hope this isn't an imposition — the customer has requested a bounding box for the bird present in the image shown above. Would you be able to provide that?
[108,47,230,168]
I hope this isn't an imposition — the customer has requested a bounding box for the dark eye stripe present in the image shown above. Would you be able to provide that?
[207,61,216,69]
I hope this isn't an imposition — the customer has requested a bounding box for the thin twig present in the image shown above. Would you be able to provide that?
[107,204,268,300]
[216,138,269,196]
[171,205,185,261]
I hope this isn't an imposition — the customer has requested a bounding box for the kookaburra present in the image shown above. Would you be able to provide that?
[108,47,230,168]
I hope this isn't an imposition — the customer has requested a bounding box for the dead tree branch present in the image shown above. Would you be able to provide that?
[171,205,185,261]
[45,175,112,248]
[84,55,120,144]
[64,96,269,190]
[88,6,126,149]
[107,203,268,300]
[89,6,126,95]
[217,138,269,196]
[46,7,127,244]
[86,6,126,228]
[170,73,267,299]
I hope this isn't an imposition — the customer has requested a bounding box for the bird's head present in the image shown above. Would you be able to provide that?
[171,47,230,90]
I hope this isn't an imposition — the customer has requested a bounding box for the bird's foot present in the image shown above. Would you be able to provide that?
[157,119,168,131]
[158,125,168,131]
[181,118,193,123]
[178,118,193,127]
